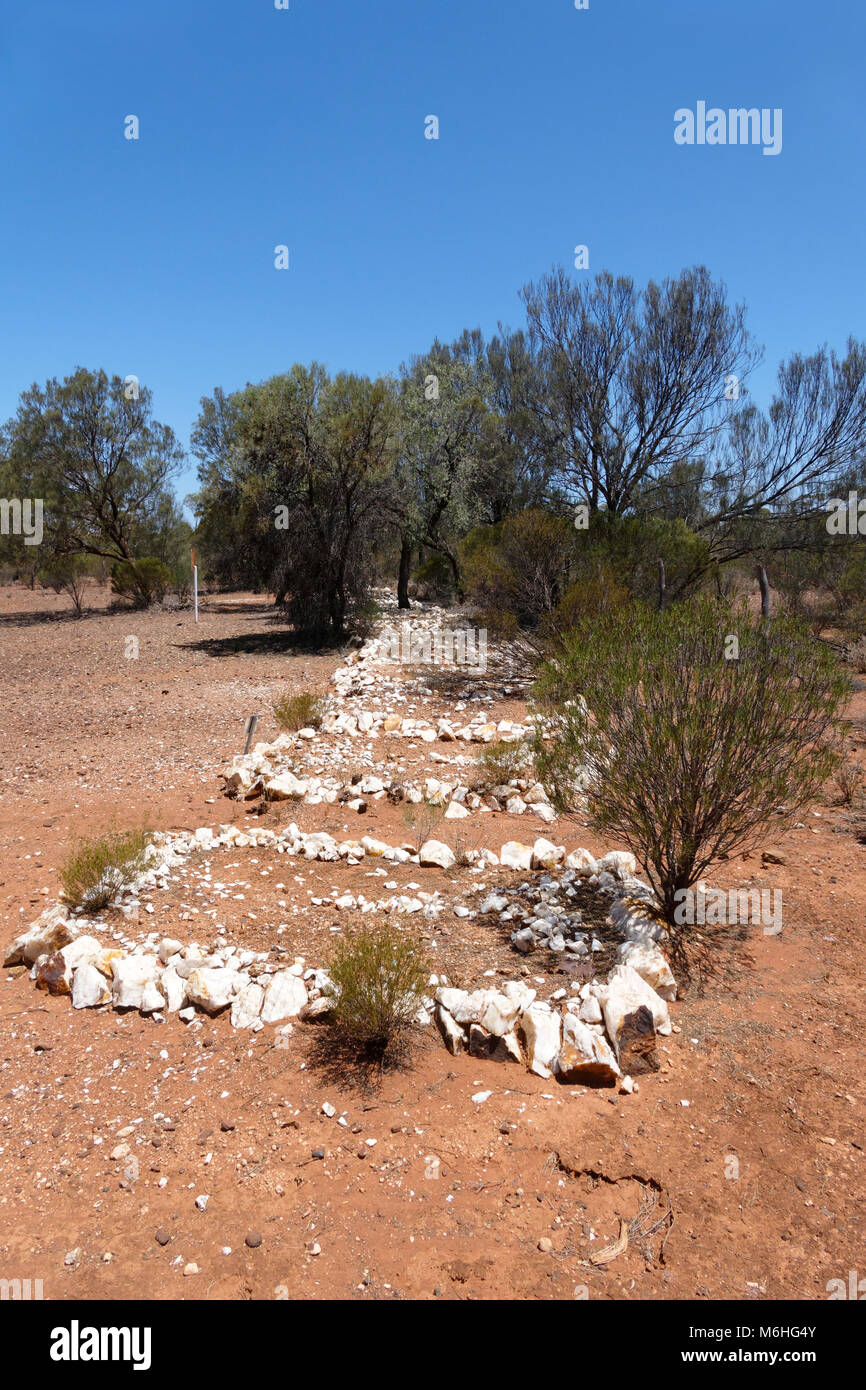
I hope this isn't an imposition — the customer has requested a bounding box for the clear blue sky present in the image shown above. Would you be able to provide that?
[1,0,863,512]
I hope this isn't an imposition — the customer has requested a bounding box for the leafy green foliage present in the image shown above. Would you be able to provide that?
[395,352,489,601]
[472,606,519,642]
[542,570,633,647]
[534,600,849,944]
[110,556,175,607]
[192,366,397,639]
[1,367,184,567]
[463,510,576,625]
[38,554,102,616]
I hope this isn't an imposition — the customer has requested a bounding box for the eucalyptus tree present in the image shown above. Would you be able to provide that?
[521,265,758,516]
[394,345,490,604]
[193,365,400,640]
[2,367,184,566]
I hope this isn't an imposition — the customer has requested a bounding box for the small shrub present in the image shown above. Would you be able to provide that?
[473,607,519,642]
[60,826,151,910]
[350,599,382,639]
[463,511,576,626]
[172,568,193,604]
[110,557,174,608]
[324,923,428,1063]
[451,827,485,866]
[273,688,328,732]
[413,552,454,601]
[402,799,445,848]
[474,738,530,789]
[534,599,849,961]
[833,748,864,806]
[842,636,866,674]
[38,555,100,617]
[543,573,631,644]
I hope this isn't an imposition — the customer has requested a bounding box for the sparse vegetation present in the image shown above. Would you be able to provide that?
[110,557,175,609]
[273,689,328,732]
[323,922,429,1064]
[842,635,866,674]
[474,738,530,790]
[38,554,101,617]
[402,799,445,848]
[833,745,864,806]
[535,599,850,958]
[472,607,519,642]
[451,826,485,866]
[60,825,151,910]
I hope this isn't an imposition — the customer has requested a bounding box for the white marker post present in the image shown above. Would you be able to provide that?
[192,546,199,623]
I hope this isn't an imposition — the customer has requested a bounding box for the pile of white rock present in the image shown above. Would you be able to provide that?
[433,850,678,1084]
[329,600,526,704]
[3,594,682,1085]
[223,755,559,824]
[474,847,673,962]
[3,821,678,1088]
[221,599,581,819]
[433,956,674,1086]
[3,901,335,1029]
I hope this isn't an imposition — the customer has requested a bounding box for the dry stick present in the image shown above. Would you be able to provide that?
[756,563,771,618]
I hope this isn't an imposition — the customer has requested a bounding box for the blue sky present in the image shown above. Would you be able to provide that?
[1,0,863,511]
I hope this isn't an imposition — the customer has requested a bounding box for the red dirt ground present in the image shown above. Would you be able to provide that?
[1,584,864,1301]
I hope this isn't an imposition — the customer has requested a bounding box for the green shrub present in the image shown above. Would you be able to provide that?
[414,552,454,601]
[463,511,576,626]
[534,599,849,955]
[575,512,712,610]
[60,826,151,910]
[38,555,100,617]
[474,738,530,789]
[542,572,632,645]
[351,599,382,639]
[110,556,174,608]
[473,607,519,642]
[324,923,428,1062]
[273,688,328,732]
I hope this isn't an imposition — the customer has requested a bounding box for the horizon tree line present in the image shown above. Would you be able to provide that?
[3,262,866,636]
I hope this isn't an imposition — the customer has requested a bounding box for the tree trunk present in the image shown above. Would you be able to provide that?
[446,551,464,603]
[397,537,412,610]
[756,564,771,618]
[657,559,666,612]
